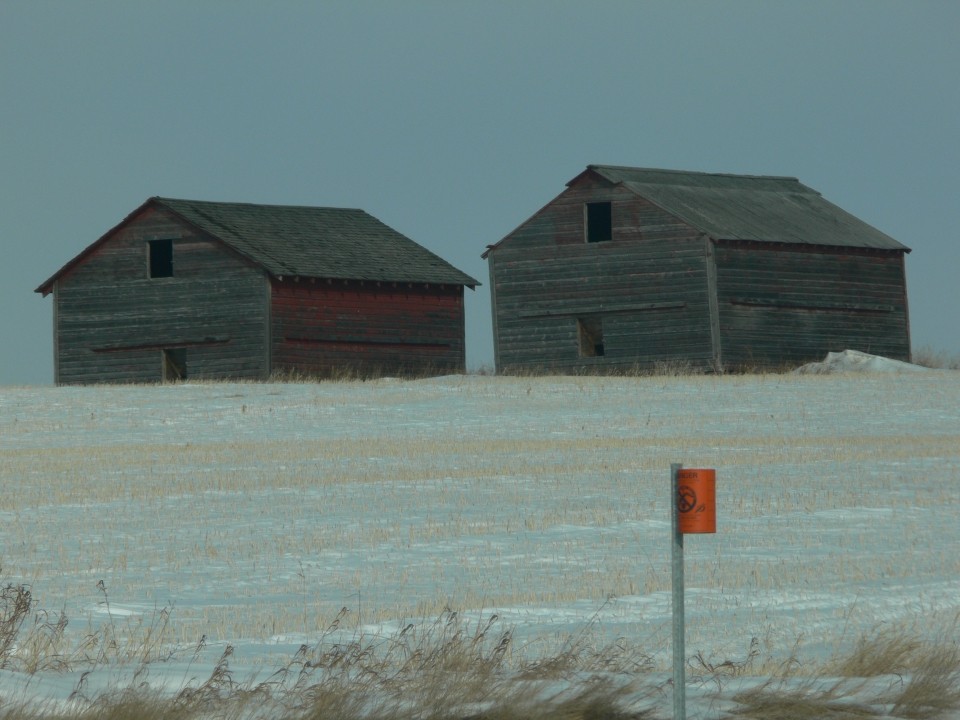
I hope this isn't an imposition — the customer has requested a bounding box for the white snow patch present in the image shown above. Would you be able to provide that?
[793,349,929,374]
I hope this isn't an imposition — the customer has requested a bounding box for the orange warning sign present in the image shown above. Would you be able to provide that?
[676,468,716,534]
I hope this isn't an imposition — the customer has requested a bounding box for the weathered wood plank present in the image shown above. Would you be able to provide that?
[54,206,270,384]
[490,184,713,372]
[715,242,910,367]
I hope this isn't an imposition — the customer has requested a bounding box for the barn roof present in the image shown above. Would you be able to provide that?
[36,197,479,295]
[155,198,479,286]
[579,165,910,251]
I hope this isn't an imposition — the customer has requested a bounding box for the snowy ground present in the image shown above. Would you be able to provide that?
[1,361,959,717]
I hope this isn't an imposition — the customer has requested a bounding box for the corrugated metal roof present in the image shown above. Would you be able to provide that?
[585,165,909,251]
[156,198,479,286]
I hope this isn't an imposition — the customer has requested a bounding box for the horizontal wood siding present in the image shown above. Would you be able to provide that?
[54,206,269,384]
[715,242,911,368]
[490,179,714,373]
[270,279,466,377]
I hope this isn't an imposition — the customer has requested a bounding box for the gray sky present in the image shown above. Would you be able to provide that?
[3,1,958,385]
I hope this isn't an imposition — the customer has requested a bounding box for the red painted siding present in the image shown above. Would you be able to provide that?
[270,278,466,377]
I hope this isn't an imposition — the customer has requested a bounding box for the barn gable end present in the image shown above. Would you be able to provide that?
[40,203,270,385]
[484,165,911,373]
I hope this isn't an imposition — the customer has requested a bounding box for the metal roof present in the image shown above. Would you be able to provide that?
[155,197,479,285]
[579,165,910,251]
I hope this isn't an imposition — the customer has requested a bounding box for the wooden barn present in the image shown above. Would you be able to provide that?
[36,197,478,384]
[483,165,911,373]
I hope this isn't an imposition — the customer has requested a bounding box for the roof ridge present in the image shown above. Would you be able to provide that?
[587,164,801,183]
[154,196,365,213]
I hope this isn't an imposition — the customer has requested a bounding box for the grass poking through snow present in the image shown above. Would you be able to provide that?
[3,589,960,718]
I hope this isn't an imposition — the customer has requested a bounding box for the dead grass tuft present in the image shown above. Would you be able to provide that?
[911,345,960,370]
[831,626,925,678]
[729,680,881,719]
[731,626,960,720]
[890,642,960,719]
[0,581,34,666]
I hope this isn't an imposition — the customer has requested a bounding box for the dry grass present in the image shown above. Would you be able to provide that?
[4,568,960,719]
[911,345,960,370]
[727,686,879,719]
[0,601,654,720]
[889,643,960,719]
[266,362,463,383]
[724,619,960,720]
[830,625,927,678]
[0,579,176,679]
[3,598,960,719]
[492,357,715,377]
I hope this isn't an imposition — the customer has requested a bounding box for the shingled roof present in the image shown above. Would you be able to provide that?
[36,197,478,295]
[579,165,909,251]
[155,198,478,285]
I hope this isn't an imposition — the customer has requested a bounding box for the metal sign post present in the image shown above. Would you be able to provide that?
[671,464,717,720]
[670,462,686,720]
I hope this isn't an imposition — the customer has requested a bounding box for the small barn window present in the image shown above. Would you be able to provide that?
[148,239,174,278]
[162,348,187,381]
[585,202,612,243]
[578,317,605,357]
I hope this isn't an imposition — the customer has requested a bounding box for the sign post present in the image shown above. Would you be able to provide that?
[670,463,686,720]
[671,464,717,720]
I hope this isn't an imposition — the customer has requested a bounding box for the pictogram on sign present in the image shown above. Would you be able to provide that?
[677,485,698,513]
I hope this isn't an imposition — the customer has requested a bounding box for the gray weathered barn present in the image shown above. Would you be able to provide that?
[483,165,911,373]
[36,197,478,384]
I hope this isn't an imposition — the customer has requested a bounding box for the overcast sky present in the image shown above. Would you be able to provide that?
[2,1,957,385]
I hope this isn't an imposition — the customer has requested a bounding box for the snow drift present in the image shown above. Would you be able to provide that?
[793,349,928,374]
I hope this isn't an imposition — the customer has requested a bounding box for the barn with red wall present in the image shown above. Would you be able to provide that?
[36,197,478,384]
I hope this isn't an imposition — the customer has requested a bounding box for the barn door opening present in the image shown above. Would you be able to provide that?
[162,348,187,382]
[578,317,605,357]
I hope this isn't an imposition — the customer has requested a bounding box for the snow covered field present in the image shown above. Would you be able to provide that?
[1,367,959,716]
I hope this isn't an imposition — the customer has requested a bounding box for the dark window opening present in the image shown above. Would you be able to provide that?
[586,202,612,243]
[162,348,187,382]
[149,239,173,278]
[578,317,605,357]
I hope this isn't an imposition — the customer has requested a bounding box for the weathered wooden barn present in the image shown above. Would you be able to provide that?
[483,165,911,373]
[36,197,478,384]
